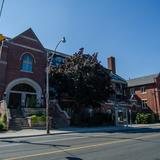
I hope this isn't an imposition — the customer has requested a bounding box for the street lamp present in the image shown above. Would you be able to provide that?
[46,37,66,134]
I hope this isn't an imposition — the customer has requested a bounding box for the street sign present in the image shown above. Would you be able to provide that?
[0,34,5,42]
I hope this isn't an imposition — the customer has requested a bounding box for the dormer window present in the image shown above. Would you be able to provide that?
[21,54,33,72]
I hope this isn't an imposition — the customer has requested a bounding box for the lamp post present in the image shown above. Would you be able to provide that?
[46,37,66,134]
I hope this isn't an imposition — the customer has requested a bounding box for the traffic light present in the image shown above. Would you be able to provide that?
[0,34,5,42]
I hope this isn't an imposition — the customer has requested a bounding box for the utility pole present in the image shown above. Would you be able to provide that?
[0,0,5,20]
[46,37,66,134]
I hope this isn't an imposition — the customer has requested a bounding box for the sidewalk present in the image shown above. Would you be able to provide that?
[0,123,160,139]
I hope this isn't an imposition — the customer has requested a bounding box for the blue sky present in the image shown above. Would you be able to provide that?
[1,0,160,79]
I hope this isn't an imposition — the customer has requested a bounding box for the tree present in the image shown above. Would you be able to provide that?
[50,48,113,108]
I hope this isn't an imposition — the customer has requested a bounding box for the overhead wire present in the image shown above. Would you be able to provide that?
[0,0,5,20]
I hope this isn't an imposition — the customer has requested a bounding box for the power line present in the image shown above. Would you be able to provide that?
[0,0,5,20]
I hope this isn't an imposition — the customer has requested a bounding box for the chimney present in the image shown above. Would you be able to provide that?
[108,56,116,74]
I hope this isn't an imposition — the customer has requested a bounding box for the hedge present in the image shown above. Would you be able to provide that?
[0,114,7,131]
[31,115,46,124]
[135,113,156,124]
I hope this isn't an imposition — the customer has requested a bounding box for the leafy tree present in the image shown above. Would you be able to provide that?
[49,48,113,108]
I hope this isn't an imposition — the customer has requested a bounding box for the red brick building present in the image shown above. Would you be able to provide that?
[127,74,160,119]
[0,28,71,128]
[0,28,129,128]
[0,28,47,108]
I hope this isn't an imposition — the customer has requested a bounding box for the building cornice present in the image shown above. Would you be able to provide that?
[19,35,38,42]
[9,42,45,53]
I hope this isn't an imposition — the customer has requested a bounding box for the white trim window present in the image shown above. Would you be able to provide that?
[130,88,135,96]
[141,99,148,109]
[21,54,33,72]
[141,86,146,94]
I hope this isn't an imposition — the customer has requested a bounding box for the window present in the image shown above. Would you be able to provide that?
[11,83,36,92]
[21,54,33,72]
[141,100,148,109]
[52,55,65,66]
[130,88,135,95]
[141,86,146,93]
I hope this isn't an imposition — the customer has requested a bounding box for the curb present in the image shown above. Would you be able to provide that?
[0,126,160,139]
[0,127,133,139]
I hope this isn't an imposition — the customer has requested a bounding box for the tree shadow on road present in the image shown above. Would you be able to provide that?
[1,139,70,148]
[66,157,83,160]
[106,127,160,134]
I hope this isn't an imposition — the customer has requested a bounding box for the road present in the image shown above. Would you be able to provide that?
[0,128,160,160]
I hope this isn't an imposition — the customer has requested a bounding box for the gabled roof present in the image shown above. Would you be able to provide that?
[45,48,69,58]
[127,73,159,87]
[7,28,46,53]
[110,72,127,84]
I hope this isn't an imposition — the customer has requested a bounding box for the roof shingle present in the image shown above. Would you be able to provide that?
[127,73,159,87]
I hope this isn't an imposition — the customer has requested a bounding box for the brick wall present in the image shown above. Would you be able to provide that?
[5,42,46,92]
[0,28,47,100]
[130,83,160,115]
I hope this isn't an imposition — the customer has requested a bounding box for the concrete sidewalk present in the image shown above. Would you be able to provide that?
[0,123,160,139]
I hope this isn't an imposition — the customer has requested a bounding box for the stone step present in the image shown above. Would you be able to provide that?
[9,118,29,129]
[10,108,24,118]
[52,117,69,129]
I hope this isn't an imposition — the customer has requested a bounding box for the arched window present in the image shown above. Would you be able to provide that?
[21,54,33,72]
[11,83,36,92]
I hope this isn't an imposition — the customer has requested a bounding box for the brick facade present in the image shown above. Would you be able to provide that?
[128,74,160,117]
[0,28,47,105]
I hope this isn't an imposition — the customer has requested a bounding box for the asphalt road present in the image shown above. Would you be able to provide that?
[0,129,160,160]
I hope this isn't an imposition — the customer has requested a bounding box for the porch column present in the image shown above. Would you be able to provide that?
[115,108,118,126]
[125,108,128,127]
[21,93,26,107]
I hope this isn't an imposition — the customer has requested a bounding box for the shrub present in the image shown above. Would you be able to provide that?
[3,114,7,124]
[0,122,4,130]
[146,113,155,123]
[136,113,156,124]
[0,114,7,131]
[38,115,46,122]
[31,114,46,124]
[31,115,38,123]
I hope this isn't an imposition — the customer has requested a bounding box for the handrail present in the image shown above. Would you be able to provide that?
[55,103,70,120]
[50,100,70,126]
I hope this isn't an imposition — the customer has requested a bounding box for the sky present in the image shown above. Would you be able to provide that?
[1,0,160,79]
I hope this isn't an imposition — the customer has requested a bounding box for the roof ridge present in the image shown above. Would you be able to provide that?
[127,73,159,87]
[128,73,159,81]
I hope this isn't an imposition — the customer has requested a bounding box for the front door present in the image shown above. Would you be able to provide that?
[25,94,37,107]
[9,93,21,108]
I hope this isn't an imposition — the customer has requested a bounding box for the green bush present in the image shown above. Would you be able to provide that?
[136,113,156,124]
[0,122,4,130]
[31,115,38,123]
[0,114,7,131]
[3,114,7,124]
[31,114,46,123]
[38,115,46,122]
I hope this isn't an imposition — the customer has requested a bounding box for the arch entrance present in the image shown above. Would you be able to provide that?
[5,78,42,108]
[9,83,36,108]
